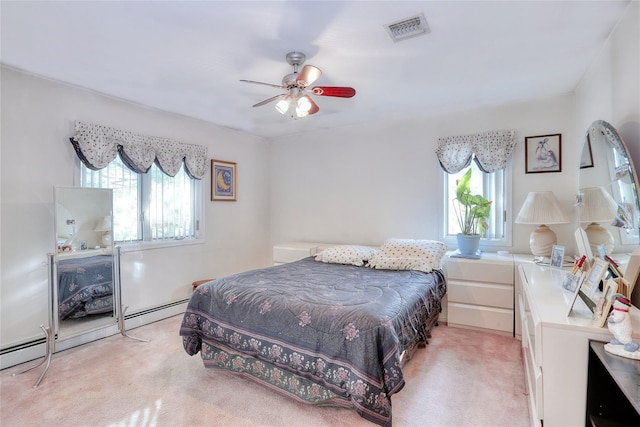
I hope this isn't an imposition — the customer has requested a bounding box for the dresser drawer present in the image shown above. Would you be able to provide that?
[446,259,513,284]
[448,279,513,309]
[521,310,543,420]
[448,303,513,333]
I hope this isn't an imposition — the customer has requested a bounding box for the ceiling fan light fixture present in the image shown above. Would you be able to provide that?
[297,95,312,113]
[275,96,291,114]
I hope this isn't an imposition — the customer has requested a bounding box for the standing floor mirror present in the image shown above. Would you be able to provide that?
[14,186,118,387]
[54,186,117,340]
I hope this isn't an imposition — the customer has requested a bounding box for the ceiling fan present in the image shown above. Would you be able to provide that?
[240,51,356,118]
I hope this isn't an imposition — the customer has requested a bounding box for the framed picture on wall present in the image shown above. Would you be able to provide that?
[211,159,237,201]
[525,133,562,173]
[580,134,594,169]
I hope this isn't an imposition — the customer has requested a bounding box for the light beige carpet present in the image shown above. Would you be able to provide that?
[1,315,529,426]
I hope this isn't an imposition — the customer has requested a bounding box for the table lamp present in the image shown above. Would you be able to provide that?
[94,215,112,247]
[579,186,618,254]
[515,191,569,258]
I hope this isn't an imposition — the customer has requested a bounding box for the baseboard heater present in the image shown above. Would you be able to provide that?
[124,298,189,320]
[1,298,189,370]
[0,337,47,356]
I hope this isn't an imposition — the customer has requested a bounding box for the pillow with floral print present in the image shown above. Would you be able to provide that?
[314,245,378,267]
[368,239,447,272]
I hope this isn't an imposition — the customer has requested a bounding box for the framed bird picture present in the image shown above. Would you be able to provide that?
[211,159,236,201]
[525,133,562,173]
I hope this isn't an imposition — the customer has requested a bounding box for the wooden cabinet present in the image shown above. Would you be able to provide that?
[445,253,514,335]
[518,263,640,427]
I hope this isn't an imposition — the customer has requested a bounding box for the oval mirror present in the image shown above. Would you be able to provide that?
[579,120,640,254]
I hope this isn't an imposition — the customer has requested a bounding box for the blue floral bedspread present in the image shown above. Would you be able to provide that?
[180,257,446,426]
[58,255,113,319]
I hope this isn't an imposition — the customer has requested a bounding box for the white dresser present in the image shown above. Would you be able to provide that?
[445,252,515,335]
[518,262,640,427]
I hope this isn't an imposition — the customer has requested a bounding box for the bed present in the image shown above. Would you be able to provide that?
[57,254,114,320]
[180,240,447,426]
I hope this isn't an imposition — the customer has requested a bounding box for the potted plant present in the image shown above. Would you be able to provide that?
[452,168,492,255]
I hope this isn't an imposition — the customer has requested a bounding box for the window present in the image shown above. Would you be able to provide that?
[81,156,202,246]
[443,162,512,247]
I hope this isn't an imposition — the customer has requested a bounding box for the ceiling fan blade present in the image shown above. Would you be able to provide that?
[296,65,322,87]
[252,94,286,108]
[311,86,356,98]
[240,79,286,90]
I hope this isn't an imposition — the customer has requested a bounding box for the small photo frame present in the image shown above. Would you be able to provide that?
[211,159,237,202]
[593,278,618,328]
[580,134,594,169]
[525,133,562,173]
[582,258,609,301]
[562,272,581,293]
[566,271,587,317]
[575,227,594,271]
[550,245,565,268]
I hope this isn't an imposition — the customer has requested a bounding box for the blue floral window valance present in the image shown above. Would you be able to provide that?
[436,130,516,173]
[69,121,209,179]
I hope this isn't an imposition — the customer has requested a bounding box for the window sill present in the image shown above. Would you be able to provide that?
[116,237,204,254]
[444,236,512,250]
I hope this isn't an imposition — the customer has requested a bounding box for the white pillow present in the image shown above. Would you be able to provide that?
[315,245,378,267]
[368,239,447,273]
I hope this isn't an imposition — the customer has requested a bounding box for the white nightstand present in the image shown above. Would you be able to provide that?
[444,252,515,336]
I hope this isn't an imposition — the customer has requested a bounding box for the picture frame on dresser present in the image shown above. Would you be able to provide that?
[576,258,609,313]
[566,271,587,316]
[583,258,609,297]
[551,245,565,268]
[575,227,594,270]
[592,278,618,327]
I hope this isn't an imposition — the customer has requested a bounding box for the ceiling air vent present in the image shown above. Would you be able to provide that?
[385,13,430,42]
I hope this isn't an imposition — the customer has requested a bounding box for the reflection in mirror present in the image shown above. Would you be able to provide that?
[54,187,116,340]
[579,120,640,254]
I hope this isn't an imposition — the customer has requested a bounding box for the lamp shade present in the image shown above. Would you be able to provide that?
[579,187,618,254]
[94,216,112,232]
[579,187,617,223]
[515,191,569,257]
[515,191,569,225]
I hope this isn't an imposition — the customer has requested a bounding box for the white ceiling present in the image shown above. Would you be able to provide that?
[0,1,631,139]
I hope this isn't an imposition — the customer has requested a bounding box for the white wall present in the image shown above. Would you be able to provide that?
[576,0,639,160]
[269,2,640,257]
[0,67,271,349]
[269,93,578,255]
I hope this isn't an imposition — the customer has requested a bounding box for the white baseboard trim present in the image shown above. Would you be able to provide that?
[0,299,188,370]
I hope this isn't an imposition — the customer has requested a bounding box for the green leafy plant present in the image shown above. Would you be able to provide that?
[453,168,492,236]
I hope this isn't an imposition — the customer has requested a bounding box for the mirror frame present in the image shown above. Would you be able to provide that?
[580,120,640,251]
[53,186,117,340]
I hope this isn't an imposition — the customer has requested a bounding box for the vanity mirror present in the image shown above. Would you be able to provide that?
[579,121,640,310]
[579,120,640,252]
[54,186,117,340]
